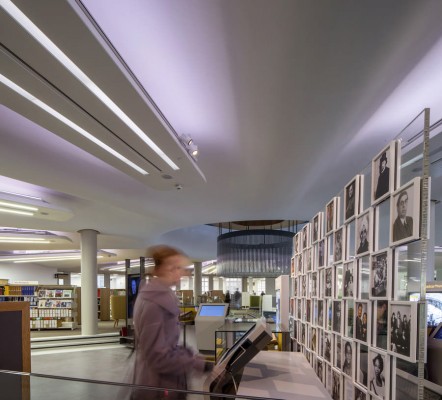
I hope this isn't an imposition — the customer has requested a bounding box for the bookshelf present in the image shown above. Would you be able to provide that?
[0,284,78,330]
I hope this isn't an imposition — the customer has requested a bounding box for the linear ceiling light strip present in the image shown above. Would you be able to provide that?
[0,240,51,243]
[0,73,148,175]
[0,207,34,216]
[0,0,179,171]
[0,200,38,211]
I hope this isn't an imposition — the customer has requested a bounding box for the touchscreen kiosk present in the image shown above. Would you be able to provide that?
[195,303,229,351]
[203,317,272,399]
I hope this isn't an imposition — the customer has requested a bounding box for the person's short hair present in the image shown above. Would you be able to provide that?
[380,152,387,164]
[372,354,384,371]
[147,245,186,270]
[396,190,408,208]
[358,303,363,310]
[345,341,352,353]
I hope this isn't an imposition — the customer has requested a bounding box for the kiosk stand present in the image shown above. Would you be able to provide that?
[195,303,228,352]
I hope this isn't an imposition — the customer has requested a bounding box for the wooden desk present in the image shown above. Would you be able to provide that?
[237,352,331,400]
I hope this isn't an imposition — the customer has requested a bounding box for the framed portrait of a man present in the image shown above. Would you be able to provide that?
[326,197,340,235]
[357,343,369,388]
[325,267,333,298]
[355,209,372,257]
[371,141,400,205]
[343,261,355,299]
[345,175,362,223]
[390,177,421,247]
[318,238,326,268]
[312,211,324,244]
[333,300,343,334]
[374,300,389,350]
[367,349,390,400]
[369,250,391,300]
[334,227,344,263]
[324,331,333,363]
[388,301,417,362]
[334,334,342,369]
[317,357,324,382]
[302,223,310,250]
[332,368,342,400]
[354,301,371,344]
[294,232,301,254]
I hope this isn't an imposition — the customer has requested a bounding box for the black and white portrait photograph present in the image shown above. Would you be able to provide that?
[312,271,318,297]
[343,261,355,298]
[370,250,391,299]
[304,247,312,272]
[388,301,417,362]
[357,344,369,388]
[318,239,326,267]
[317,328,324,358]
[301,323,306,346]
[354,301,371,344]
[294,233,300,254]
[297,253,303,274]
[302,223,310,250]
[317,357,324,382]
[324,331,333,363]
[306,299,312,323]
[333,300,343,334]
[345,176,361,222]
[312,212,323,243]
[356,210,371,256]
[367,349,389,400]
[372,141,399,204]
[325,267,333,298]
[346,301,354,338]
[334,227,344,263]
[390,177,421,246]
[297,298,302,320]
[342,339,355,378]
[354,384,367,400]
[311,327,317,352]
[326,363,333,396]
[327,300,333,331]
[302,274,307,297]
[326,197,340,235]
[375,300,388,350]
[334,335,342,369]
[318,299,324,328]
[332,368,342,400]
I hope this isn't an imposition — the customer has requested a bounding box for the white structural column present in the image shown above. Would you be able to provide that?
[79,229,99,335]
[208,275,214,291]
[194,262,202,303]
[103,272,111,288]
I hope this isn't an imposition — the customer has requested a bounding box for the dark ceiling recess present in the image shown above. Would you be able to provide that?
[208,220,308,234]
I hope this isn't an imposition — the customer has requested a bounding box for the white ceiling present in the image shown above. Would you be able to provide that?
[1,0,442,272]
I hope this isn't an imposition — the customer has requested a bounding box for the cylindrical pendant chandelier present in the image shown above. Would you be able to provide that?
[216,229,294,277]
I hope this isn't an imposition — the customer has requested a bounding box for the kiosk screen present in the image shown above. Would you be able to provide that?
[198,305,227,317]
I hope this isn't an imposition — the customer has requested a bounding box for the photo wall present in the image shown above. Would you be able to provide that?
[290,139,427,400]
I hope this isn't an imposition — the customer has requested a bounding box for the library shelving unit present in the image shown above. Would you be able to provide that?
[33,285,78,330]
[0,283,78,330]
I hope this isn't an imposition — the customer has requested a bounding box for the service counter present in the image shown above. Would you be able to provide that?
[236,352,331,400]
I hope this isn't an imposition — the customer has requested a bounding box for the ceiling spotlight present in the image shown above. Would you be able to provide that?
[189,143,198,157]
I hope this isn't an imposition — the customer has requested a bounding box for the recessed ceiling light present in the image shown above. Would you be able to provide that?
[0,207,34,216]
[0,0,179,171]
[0,73,148,176]
[0,201,38,211]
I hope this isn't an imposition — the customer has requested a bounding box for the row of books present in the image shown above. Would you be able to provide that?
[30,308,73,318]
[0,285,36,296]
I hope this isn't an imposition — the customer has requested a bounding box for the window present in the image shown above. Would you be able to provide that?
[225,278,242,293]
[202,277,209,293]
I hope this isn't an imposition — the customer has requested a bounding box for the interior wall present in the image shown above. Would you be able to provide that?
[0,263,58,285]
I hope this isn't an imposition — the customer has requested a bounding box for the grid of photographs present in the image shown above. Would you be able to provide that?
[289,140,424,400]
